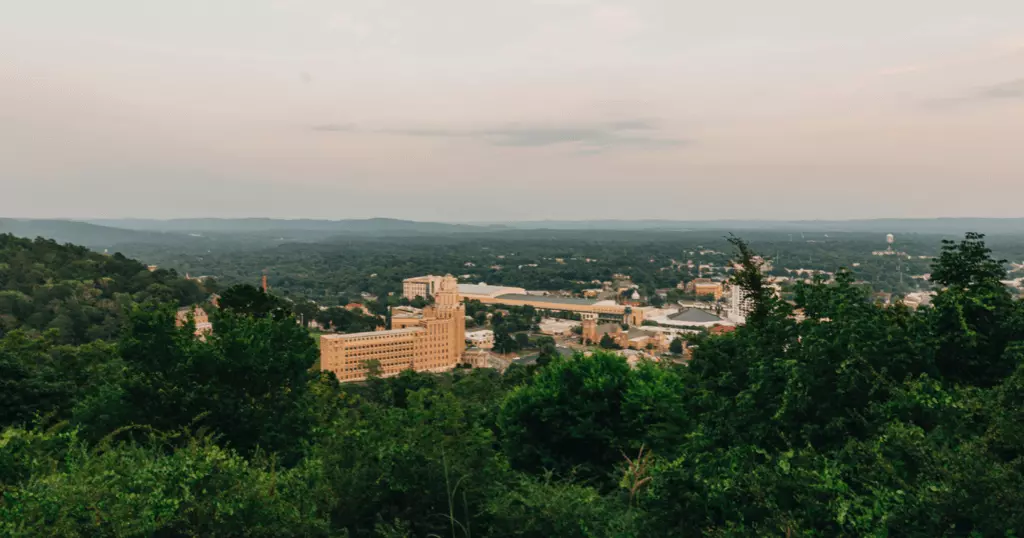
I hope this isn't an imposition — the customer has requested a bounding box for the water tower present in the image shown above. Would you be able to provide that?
[886,233,894,252]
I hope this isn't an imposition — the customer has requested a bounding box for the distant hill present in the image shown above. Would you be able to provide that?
[490,218,1024,235]
[12,217,1023,246]
[88,217,487,235]
[0,219,185,249]
[92,216,1024,235]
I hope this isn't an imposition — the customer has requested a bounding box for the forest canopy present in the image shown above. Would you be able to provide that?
[0,234,208,344]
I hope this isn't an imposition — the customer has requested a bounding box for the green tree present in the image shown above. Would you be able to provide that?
[218,284,289,319]
[78,304,318,462]
[499,351,638,483]
[0,433,330,536]
[928,232,1020,387]
[494,326,519,354]
[536,336,559,367]
[0,330,119,428]
[599,333,621,350]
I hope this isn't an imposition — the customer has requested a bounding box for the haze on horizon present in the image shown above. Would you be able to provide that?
[3,0,1024,222]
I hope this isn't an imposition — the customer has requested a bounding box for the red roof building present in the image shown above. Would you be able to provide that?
[709,325,736,336]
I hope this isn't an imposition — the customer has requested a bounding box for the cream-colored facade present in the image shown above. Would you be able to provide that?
[322,275,466,382]
[402,275,444,299]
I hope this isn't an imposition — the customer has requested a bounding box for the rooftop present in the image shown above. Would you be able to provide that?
[321,327,424,340]
[496,293,598,306]
[669,308,723,323]
[595,323,650,339]
[458,283,526,297]
[515,346,574,364]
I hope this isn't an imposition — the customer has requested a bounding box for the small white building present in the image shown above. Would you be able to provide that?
[538,317,582,336]
[465,329,495,350]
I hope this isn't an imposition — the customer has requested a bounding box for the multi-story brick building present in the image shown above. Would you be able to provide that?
[691,279,724,300]
[322,275,466,382]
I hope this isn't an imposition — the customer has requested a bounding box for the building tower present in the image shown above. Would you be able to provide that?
[728,284,754,324]
[261,274,269,293]
[411,275,466,372]
[581,313,598,344]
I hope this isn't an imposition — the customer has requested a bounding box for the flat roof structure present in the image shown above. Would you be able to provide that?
[464,291,643,325]
[495,293,597,306]
[458,283,527,299]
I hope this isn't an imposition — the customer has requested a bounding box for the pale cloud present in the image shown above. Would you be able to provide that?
[925,77,1024,108]
[312,120,683,151]
[976,78,1024,99]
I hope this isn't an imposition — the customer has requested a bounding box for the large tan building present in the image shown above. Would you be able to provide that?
[322,275,466,382]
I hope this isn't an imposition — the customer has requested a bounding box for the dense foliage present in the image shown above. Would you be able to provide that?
[2,233,1024,536]
[0,234,208,344]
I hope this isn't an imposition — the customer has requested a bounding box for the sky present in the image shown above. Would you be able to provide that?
[2,0,1024,222]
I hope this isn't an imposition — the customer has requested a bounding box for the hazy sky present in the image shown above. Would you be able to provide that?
[3,0,1023,221]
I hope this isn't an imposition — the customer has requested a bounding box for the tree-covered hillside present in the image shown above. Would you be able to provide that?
[0,234,208,344]
[2,233,1023,536]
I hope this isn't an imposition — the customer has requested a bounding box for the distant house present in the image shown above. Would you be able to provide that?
[538,317,581,336]
[593,323,670,353]
[176,306,212,337]
[345,303,371,316]
[465,329,495,350]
